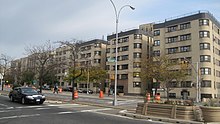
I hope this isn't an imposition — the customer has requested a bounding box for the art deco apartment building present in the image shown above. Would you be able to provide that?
[106,29,153,94]
[55,39,107,91]
[10,39,107,90]
[140,11,220,100]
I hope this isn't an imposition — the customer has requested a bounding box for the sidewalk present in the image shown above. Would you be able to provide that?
[42,89,144,101]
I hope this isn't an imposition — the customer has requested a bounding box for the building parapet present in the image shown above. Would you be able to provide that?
[154,10,220,29]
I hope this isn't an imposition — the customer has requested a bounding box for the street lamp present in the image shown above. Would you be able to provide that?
[109,0,135,106]
[183,59,200,103]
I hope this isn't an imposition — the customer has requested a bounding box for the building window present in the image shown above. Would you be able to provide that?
[134,43,142,48]
[200,55,211,62]
[133,62,141,68]
[168,47,178,54]
[133,53,141,58]
[199,19,209,26]
[180,45,191,52]
[201,68,211,75]
[201,80,211,87]
[154,30,160,36]
[180,22,191,30]
[121,55,129,60]
[167,36,178,43]
[121,64,128,70]
[153,50,160,56]
[153,40,160,46]
[200,43,210,50]
[94,51,101,56]
[134,34,142,39]
[133,82,141,87]
[170,81,178,88]
[216,70,220,77]
[106,65,110,70]
[94,43,101,48]
[121,74,128,80]
[121,46,129,52]
[181,81,191,87]
[121,37,129,43]
[180,34,191,41]
[167,25,178,32]
[199,31,210,38]
[169,93,176,98]
[94,59,101,64]
[106,48,110,53]
[133,72,140,78]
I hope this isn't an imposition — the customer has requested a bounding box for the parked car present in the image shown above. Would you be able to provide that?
[78,89,83,93]
[82,89,93,94]
[42,85,50,90]
[62,86,73,92]
[9,87,46,104]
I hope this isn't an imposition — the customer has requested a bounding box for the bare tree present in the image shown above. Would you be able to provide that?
[56,39,84,100]
[0,54,12,90]
[25,41,57,93]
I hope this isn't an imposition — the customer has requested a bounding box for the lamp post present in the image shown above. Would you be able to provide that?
[183,59,200,103]
[109,0,135,106]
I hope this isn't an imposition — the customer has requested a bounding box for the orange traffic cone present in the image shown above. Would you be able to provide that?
[99,90,104,98]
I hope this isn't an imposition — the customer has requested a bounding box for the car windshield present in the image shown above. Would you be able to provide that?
[21,88,38,93]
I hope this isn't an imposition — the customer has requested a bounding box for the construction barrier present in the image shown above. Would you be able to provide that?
[74,90,78,99]
[99,90,104,98]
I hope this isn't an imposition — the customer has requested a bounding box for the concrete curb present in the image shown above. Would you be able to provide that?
[119,111,204,124]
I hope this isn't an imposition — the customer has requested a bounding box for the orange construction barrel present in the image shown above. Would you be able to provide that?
[155,93,160,101]
[74,90,78,99]
[59,88,62,93]
[99,90,104,98]
[146,93,150,102]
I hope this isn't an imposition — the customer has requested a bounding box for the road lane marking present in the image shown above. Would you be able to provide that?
[35,108,50,110]
[0,114,40,120]
[0,103,8,107]
[80,108,112,112]
[46,104,79,107]
[15,105,44,109]
[57,111,74,114]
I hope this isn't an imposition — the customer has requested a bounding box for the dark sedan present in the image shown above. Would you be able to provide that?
[9,87,46,104]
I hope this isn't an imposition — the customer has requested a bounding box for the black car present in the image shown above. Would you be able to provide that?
[9,87,46,104]
[82,89,93,94]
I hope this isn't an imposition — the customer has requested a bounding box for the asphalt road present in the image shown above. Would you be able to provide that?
[0,95,166,124]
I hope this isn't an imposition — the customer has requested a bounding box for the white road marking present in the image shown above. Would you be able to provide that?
[0,103,8,107]
[0,114,40,120]
[0,110,19,113]
[80,108,112,112]
[35,107,50,110]
[57,111,74,114]
[16,105,44,109]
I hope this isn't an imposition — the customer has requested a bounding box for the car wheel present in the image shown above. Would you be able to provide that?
[21,97,26,104]
[10,96,14,102]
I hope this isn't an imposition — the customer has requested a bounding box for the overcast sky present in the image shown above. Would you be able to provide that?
[1,0,220,59]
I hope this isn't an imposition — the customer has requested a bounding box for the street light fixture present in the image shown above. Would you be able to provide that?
[109,0,135,106]
[183,59,200,103]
